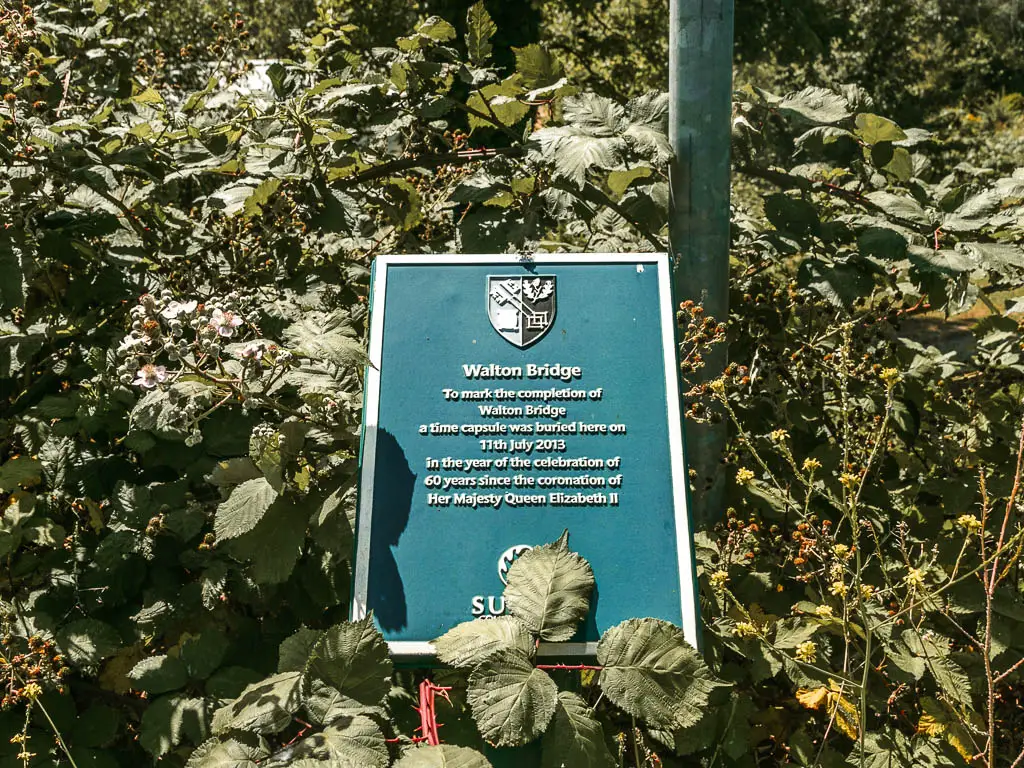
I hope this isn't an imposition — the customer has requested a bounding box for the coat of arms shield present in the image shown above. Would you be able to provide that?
[487,276,556,348]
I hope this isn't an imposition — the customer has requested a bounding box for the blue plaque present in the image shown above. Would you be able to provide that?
[353,254,699,659]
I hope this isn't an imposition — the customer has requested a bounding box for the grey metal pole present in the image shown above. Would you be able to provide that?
[669,0,734,524]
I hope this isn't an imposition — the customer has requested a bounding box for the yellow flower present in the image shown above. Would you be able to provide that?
[770,429,790,443]
[839,472,859,489]
[905,568,926,590]
[736,468,755,485]
[879,367,902,387]
[830,581,849,598]
[22,682,42,700]
[957,514,982,533]
[709,378,726,395]
[795,640,817,663]
[9,734,25,744]
[833,544,850,559]
[709,570,729,590]
[734,621,758,638]
[802,458,822,472]
[815,605,834,619]
[860,584,875,601]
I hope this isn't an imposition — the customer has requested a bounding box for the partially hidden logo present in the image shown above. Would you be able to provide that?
[471,544,533,617]
[497,544,533,585]
[487,276,556,348]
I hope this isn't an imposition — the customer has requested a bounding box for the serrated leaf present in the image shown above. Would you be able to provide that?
[541,691,615,768]
[211,671,302,735]
[181,633,230,680]
[301,616,392,723]
[855,113,907,144]
[141,695,210,757]
[279,627,322,673]
[186,733,269,768]
[228,495,307,584]
[778,87,851,124]
[283,311,366,369]
[129,654,189,694]
[466,80,530,131]
[513,44,564,91]
[57,618,122,666]
[622,92,671,162]
[916,696,978,761]
[504,532,594,641]
[468,650,557,747]
[465,2,495,64]
[596,618,717,730]
[0,456,42,491]
[434,616,536,668]
[908,245,978,275]
[865,191,932,226]
[213,477,278,541]
[394,744,494,768]
[287,714,389,768]
[208,458,262,488]
[242,178,281,218]
[418,16,456,42]
[903,631,973,708]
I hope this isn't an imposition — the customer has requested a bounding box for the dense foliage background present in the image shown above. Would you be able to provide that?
[5,0,1024,766]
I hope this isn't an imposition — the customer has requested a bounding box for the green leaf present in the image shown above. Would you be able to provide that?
[607,167,652,198]
[141,695,210,757]
[129,654,189,694]
[467,650,557,746]
[283,311,366,369]
[418,16,456,42]
[778,87,851,124]
[93,0,111,14]
[505,531,594,641]
[883,147,914,181]
[394,744,494,768]
[902,631,973,708]
[434,616,535,668]
[513,44,564,91]
[855,113,907,144]
[597,618,718,730]
[132,87,164,106]
[541,691,615,768]
[186,734,269,768]
[241,178,281,218]
[72,705,120,748]
[908,246,977,275]
[0,456,42,491]
[211,671,303,735]
[764,194,820,236]
[865,191,932,226]
[622,92,671,163]
[301,616,393,723]
[286,715,389,768]
[213,477,278,541]
[57,618,122,666]
[466,80,530,132]
[208,458,262,488]
[279,627,322,673]
[465,2,496,64]
[228,495,308,584]
[858,227,908,260]
[181,633,230,680]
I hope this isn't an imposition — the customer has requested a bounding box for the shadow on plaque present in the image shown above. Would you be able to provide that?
[366,428,415,631]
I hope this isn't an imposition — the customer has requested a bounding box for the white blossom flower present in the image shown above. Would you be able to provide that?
[133,364,168,389]
[240,342,264,360]
[210,309,244,338]
[161,300,198,319]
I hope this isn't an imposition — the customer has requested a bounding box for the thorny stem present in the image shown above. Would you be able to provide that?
[983,416,1024,767]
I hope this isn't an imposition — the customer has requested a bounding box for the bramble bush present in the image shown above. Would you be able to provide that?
[4,1,1024,766]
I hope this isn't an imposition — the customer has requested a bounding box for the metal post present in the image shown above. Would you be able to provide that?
[669,0,734,523]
